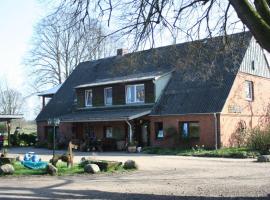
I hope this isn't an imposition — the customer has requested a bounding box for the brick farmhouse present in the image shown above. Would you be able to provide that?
[36,32,270,150]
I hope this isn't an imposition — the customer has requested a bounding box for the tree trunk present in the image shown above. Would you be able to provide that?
[230,0,270,52]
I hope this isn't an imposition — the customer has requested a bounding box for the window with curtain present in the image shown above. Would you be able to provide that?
[126,84,145,104]
[104,87,112,105]
[179,122,200,139]
[85,90,92,107]
[155,122,164,139]
[105,127,113,138]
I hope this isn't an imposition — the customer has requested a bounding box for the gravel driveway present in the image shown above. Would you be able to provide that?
[0,147,269,199]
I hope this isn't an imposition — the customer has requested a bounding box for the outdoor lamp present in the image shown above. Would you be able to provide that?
[47,118,61,157]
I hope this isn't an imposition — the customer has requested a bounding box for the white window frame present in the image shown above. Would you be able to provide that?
[245,80,254,101]
[125,84,145,104]
[104,87,113,106]
[85,89,93,107]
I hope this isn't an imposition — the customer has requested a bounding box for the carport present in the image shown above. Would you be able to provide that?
[0,114,23,146]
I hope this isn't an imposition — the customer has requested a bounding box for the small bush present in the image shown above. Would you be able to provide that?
[229,121,248,148]
[10,133,37,147]
[247,126,270,154]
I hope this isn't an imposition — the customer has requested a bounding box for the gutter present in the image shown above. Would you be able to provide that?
[214,113,218,150]
[126,120,133,143]
[149,112,221,117]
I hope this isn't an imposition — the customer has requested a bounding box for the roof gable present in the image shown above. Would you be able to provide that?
[239,37,270,78]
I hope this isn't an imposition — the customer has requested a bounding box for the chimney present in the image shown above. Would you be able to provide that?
[117,48,128,56]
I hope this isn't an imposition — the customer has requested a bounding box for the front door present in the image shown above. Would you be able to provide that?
[141,122,150,147]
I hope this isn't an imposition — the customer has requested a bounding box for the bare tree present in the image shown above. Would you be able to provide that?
[53,0,270,52]
[25,13,119,89]
[0,86,23,115]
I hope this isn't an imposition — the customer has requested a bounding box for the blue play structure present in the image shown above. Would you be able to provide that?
[21,152,48,169]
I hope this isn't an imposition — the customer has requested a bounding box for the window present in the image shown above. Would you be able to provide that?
[245,81,254,101]
[155,122,164,139]
[251,60,255,70]
[104,87,112,106]
[179,122,200,139]
[105,127,113,138]
[85,90,92,107]
[126,84,145,104]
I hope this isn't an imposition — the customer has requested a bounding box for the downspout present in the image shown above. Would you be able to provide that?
[214,113,218,150]
[126,120,133,143]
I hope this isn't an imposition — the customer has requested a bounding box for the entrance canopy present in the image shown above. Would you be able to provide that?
[60,107,151,122]
[0,114,23,122]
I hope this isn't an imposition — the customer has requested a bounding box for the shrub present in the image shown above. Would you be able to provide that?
[20,133,37,146]
[10,133,37,147]
[229,121,248,148]
[247,126,270,155]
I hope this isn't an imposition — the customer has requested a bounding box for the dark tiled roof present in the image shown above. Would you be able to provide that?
[60,106,152,122]
[36,32,252,121]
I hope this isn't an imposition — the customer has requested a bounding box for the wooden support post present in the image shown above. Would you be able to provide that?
[7,120,11,147]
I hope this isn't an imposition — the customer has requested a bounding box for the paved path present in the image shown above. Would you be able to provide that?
[0,147,269,199]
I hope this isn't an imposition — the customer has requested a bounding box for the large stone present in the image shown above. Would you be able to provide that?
[47,163,58,175]
[81,159,122,171]
[0,164,15,175]
[123,160,137,169]
[0,157,16,165]
[84,164,100,174]
[257,155,270,162]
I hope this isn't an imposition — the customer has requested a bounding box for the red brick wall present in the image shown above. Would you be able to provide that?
[59,122,73,142]
[37,121,47,142]
[149,114,216,148]
[220,72,270,147]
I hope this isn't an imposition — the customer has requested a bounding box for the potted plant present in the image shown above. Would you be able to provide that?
[127,141,138,153]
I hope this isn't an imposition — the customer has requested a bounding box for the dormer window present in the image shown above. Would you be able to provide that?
[85,89,93,107]
[104,87,112,106]
[126,84,145,104]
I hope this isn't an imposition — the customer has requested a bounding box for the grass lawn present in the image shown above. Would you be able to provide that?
[142,147,260,158]
[13,162,83,176]
[10,161,128,176]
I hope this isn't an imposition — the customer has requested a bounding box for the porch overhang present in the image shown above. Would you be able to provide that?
[60,108,151,123]
[0,114,23,122]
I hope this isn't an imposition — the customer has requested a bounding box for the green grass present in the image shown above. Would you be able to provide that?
[13,162,47,176]
[4,161,130,176]
[142,147,259,158]
[56,162,85,175]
